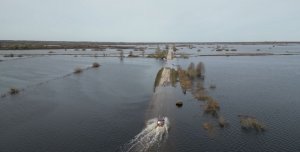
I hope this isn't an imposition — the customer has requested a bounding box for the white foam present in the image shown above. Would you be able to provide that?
[122,117,170,152]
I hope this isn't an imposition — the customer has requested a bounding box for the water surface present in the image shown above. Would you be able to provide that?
[0,53,300,151]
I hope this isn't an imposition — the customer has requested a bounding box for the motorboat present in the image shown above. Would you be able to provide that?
[157,117,165,127]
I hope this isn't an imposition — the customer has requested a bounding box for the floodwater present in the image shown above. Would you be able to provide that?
[0,46,300,152]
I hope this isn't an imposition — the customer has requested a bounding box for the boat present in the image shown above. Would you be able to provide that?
[157,117,165,127]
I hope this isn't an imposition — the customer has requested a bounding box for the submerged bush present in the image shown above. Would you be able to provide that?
[179,54,189,59]
[74,67,83,74]
[209,84,216,89]
[203,122,214,131]
[193,89,210,101]
[4,54,14,57]
[128,51,138,57]
[218,116,228,128]
[204,98,220,116]
[239,115,265,132]
[176,101,183,107]
[177,66,193,93]
[188,44,195,49]
[92,62,100,68]
[9,88,19,95]
[192,81,208,101]
[1,94,6,98]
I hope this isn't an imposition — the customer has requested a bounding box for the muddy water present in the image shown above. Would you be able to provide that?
[0,55,300,151]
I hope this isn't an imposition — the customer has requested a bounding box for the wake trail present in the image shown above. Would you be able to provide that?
[120,118,170,152]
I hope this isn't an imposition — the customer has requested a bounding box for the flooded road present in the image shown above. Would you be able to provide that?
[121,47,176,152]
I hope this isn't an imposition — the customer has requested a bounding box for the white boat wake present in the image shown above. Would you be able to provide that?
[121,117,170,152]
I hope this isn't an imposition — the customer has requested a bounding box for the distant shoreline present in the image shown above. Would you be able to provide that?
[1,40,300,50]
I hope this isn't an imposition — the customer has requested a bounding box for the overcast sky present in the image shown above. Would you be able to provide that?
[0,0,299,42]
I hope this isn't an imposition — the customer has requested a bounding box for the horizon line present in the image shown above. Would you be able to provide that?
[1,40,300,44]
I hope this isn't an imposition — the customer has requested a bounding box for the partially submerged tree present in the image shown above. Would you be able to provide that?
[142,50,145,57]
[156,46,161,52]
[187,62,196,79]
[118,49,124,60]
[196,62,205,78]
[129,51,133,56]
[165,45,169,50]
[172,44,178,51]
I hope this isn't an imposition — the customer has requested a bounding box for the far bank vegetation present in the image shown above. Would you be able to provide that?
[148,46,167,59]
